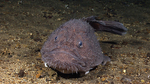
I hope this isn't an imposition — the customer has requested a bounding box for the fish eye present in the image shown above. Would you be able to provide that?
[54,36,57,41]
[78,41,83,48]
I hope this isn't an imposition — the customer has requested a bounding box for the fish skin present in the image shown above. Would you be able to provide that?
[41,16,127,74]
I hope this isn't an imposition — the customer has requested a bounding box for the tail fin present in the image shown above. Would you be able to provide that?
[83,16,127,35]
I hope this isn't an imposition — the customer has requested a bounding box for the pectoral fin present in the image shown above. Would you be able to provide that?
[84,16,127,35]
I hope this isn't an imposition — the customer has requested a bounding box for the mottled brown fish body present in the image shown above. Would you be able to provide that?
[41,16,127,74]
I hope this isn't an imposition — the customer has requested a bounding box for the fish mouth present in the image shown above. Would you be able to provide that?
[52,50,78,58]
[50,48,80,59]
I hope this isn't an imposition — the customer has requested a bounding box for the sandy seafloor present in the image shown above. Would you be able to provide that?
[0,0,150,83]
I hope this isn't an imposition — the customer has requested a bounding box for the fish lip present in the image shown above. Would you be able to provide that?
[50,48,80,59]
[51,50,77,58]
